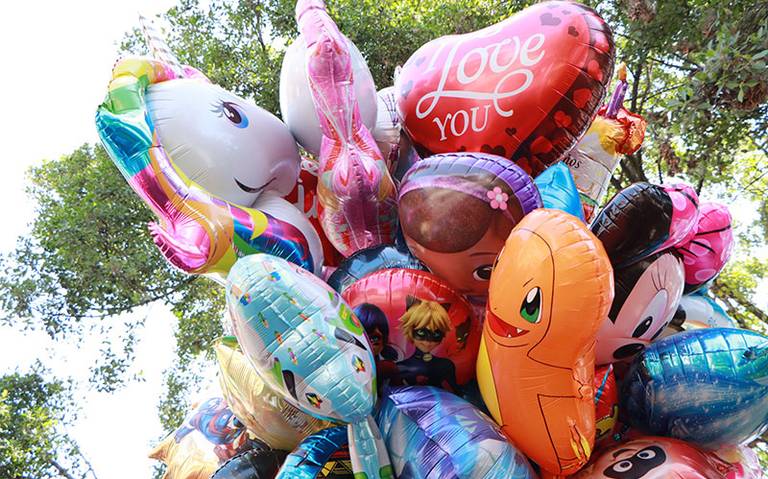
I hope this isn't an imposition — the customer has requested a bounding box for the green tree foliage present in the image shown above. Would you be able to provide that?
[1,0,766,462]
[0,367,95,479]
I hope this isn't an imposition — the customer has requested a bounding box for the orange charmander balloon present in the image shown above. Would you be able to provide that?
[476,209,614,476]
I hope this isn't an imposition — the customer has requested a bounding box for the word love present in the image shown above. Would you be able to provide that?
[414,32,546,141]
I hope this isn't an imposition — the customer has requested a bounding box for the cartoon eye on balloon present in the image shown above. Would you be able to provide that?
[96,19,323,280]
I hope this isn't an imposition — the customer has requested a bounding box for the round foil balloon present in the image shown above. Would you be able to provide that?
[279,34,377,156]
[398,152,541,298]
[622,328,768,449]
[214,338,331,450]
[533,162,585,221]
[296,0,398,257]
[376,386,537,479]
[591,182,699,268]
[226,254,391,479]
[395,1,614,176]
[596,251,685,366]
[211,448,289,479]
[594,365,619,448]
[477,209,614,476]
[149,397,255,479]
[96,56,323,279]
[327,244,427,294]
[277,426,355,479]
[573,436,757,479]
[343,269,482,392]
[676,202,734,293]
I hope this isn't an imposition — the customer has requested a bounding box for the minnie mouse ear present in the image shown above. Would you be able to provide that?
[591,181,698,269]
[591,182,673,267]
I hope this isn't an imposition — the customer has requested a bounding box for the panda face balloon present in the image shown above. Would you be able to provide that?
[596,251,685,365]
[147,79,301,207]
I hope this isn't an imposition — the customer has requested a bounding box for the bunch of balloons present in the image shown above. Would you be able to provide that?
[96,2,766,478]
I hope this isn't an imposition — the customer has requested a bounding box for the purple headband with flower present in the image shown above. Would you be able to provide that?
[399,152,542,220]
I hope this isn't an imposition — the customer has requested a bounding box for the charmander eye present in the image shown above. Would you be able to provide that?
[520,287,541,324]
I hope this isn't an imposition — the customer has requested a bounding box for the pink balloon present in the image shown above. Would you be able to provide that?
[297,0,398,257]
[676,202,734,291]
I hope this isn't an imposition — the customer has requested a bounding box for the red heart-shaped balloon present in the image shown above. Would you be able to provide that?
[396,1,614,176]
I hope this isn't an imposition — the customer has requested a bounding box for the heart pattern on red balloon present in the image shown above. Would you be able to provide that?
[396,1,614,177]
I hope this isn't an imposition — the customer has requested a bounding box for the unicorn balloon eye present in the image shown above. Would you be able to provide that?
[147,80,300,207]
[213,100,249,129]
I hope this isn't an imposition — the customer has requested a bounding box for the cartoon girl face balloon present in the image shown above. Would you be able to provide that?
[596,251,685,365]
[398,152,541,298]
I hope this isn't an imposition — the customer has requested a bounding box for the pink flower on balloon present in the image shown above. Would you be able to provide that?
[487,187,508,211]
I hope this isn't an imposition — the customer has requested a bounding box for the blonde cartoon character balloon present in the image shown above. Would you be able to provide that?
[477,209,614,476]
[95,18,323,279]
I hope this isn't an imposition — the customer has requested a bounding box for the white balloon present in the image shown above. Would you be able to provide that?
[279,34,378,156]
[256,192,324,274]
[147,79,301,207]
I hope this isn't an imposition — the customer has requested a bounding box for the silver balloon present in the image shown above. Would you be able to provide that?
[279,34,378,156]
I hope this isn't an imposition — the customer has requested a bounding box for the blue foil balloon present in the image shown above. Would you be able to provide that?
[277,426,352,478]
[227,255,392,478]
[533,162,585,222]
[327,244,426,293]
[622,327,768,448]
[376,386,536,479]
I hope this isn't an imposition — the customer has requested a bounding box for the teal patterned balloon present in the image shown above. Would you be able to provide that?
[226,254,392,478]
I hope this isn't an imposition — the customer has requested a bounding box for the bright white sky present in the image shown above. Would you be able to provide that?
[0,2,766,479]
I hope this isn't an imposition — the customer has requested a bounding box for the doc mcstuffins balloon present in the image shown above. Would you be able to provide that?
[591,182,699,268]
[676,201,734,293]
[477,209,614,476]
[396,1,614,176]
[342,269,482,393]
[622,328,768,449]
[533,161,585,221]
[573,436,755,479]
[596,251,685,366]
[376,386,537,479]
[295,0,398,257]
[96,27,323,279]
[398,152,541,299]
[226,254,392,479]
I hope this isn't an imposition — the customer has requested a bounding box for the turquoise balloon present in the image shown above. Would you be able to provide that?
[534,162,585,221]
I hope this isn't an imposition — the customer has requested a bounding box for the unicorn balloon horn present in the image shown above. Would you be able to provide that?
[95,17,323,281]
[296,0,398,257]
[564,63,647,222]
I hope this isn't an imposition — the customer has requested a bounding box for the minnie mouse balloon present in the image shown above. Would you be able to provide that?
[591,182,699,268]
[396,1,614,176]
[596,251,685,366]
[676,202,734,293]
[622,328,768,449]
[226,254,391,479]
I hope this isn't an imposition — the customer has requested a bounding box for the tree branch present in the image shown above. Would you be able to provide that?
[50,459,77,479]
[712,280,768,326]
